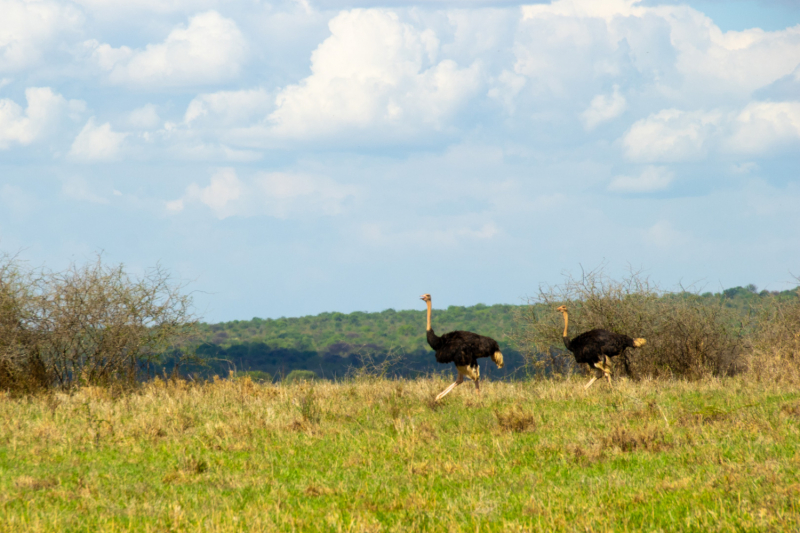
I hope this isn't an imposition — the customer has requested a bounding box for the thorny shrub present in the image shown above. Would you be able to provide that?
[0,253,196,392]
[748,279,800,383]
[514,267,749,380]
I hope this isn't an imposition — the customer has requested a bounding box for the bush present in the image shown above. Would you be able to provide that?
[0,254,195,392]
[283,369,317,383]
[748,281,800,382]
[515,267,748,380]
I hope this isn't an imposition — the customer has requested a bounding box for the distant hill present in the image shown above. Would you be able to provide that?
[167,286,797,381]
[184,303,528,381]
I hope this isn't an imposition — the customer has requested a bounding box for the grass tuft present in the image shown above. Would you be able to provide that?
[494,406,537,433]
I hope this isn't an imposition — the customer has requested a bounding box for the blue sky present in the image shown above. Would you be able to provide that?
[1,0,799,322]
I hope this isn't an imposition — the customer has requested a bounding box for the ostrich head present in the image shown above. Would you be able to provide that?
[556,305,567,313]
[420,294,431,303]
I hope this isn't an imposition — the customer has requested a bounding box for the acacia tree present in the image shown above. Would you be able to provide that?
[0,254,196,391]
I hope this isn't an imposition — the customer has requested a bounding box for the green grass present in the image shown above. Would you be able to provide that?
[1,376,799,532]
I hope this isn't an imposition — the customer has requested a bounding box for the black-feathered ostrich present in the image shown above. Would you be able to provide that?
[556,305,646,389]
[421,294,504,401]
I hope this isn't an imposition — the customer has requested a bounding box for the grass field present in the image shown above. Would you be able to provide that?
[1,374,799,532]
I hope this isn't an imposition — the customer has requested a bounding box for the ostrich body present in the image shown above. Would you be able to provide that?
[421,294,504,401]
[557,305,646,389]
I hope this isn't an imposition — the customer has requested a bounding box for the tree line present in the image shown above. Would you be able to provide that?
[1,253,797,390]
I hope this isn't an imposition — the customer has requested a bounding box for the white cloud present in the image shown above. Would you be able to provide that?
[87,11,247,88]
[0,0,82,72]
[183,167,242,218]
[622,108,723,162]
[69,118,128,161]
[268,9,482,139]
[169,168,357,219]
[0,87,81,148]
[671,14,800,98]
[726,101,800,154]
[521,0,641,22]
[513,3,630,101]
[581,84,626,130]
[622,101,800,162]
[608,165,674,193]
[508,0,800,113]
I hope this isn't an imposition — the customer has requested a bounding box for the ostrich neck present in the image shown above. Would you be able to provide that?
[426,300,432,331]
[561,311,569,338]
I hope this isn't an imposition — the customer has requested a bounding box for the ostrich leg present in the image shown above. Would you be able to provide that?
[584,364,605,389]
[602,356,612,384]
[436,373,464,401]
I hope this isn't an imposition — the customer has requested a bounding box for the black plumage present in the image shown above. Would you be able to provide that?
[557,305,646,389]
[427,329,501,368]
[562,329,640,364]
[421,294,504,400]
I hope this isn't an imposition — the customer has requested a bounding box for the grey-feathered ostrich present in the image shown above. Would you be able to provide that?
[421,294,504,400]
[556,305,646,389]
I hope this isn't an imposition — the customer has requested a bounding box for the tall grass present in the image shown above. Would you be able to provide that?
[1,375,799,532]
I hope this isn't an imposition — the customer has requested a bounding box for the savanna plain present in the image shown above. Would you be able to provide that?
[2,374,799,533]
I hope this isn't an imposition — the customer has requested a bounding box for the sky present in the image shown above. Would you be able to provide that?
[1,0,799,322]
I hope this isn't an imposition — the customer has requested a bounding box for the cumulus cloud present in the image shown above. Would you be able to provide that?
[581,85,627,130]
[622,108,723,162]
[622,100,800,162]
[671,13,800,98]
[87,11,247,87]
[508,0,800,112]
[608,165,674,193]
[69,118,128,161]
[0,0,82,72]
[726,101,800,155]
[168,168,357,219]
[267,9,482,139]
[0,87,83,149]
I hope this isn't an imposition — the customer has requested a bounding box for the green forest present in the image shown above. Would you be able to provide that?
[174,285,798,382]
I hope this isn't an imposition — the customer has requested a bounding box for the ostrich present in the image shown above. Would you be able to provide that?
[556,305,646,389]
[420,294,504,401]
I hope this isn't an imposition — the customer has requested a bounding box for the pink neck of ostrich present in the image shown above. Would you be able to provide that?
[561,310,569,338]
[426,299,432,331]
